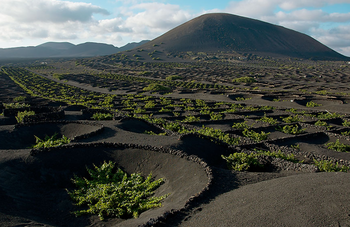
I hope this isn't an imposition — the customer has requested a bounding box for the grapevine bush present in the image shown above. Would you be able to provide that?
[67,161,168,220]
[15,110,35,123]
[31,133,70,149]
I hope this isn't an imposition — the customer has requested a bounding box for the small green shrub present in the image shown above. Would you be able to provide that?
[159,107,171,112]
[196,126,241,145]
[184,106,195,111]
[136,114,166,125]
[285,108,298,114]
[4,103,30,109]
[259,106,275,111]
[235,97,251,101]
[315,120,327,127]
[242,129,269,142]
[143,84,171,92]
[303,113,316,118]
[232,121,251,130]
[257,114,278,125]
[195,99,207,107]
[181,115,200,122]
[255,149,299,163]
[166,75,182,80]
[341,131,350,136]
[243,105,256,110]
[315,90,329,95]
[13,96,26,102]
[317,112,342,120]
[163,122,190,134]
[222,149,301,171]
[181,98,192,104]
[31,133,70,149]
[306,101,322,107]
[160,97,172,106]
[221,153,262,171]
[313,159,349,172]
[342,120,350,127]
[200,109,212,115]
[325,139,350,152]
[53,73,65,80]
[134,108,146,114]
[67,161,168,220]
[15,110,35,123]
[231,103,243,109]
[291,144,300,150]
[223,108,236,113]
[314,120,332,130]
[281,115,301,123]
[92,112,113,120]
[210,113,223,121]
[232,76,256,84]
[144,101,156,109]
[139,71,151,76]
[276,124,305,135]
[144,131,167,136]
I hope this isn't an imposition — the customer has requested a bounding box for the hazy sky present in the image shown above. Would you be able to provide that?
[1,0,350,56]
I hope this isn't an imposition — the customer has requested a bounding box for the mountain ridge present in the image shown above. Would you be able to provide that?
[0,40,149,59]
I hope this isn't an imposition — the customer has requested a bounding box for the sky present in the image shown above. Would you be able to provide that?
[0,0,350,56]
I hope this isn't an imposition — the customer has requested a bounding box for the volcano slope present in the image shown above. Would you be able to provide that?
[124,13,349,61]
[1,56,350,226]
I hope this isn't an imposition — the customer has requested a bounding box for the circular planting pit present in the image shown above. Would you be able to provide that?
[227,93,260,101]
[1,106,65,125]
[171,133,231,167]
[181,172,350,226]
[116,118,165,134]
[294,98,343,107]
[261,94,299,102]
[0,121,103,149]
[0,143,210,227]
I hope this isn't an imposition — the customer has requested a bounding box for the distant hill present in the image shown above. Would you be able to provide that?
[118,41,150,52]
[0,40,149,59]
[136,13,348,60]
[37,42,75,50]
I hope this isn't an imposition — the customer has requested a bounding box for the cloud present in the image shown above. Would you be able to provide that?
[0,0,194,47]
[279,0,350,11]
[226,0,350,22]
[125,3,192,30]
[90,18,132,33]
[313,25,350,48]
[0,0,111,45]
[227,0,350,14]
[227,0,278,18]
[314,25,350,56]
[115,0,153,5]
[273,9,350,24]
[0,0,109,23]
[225,0,350,56]
[86,2,193,44]
[123,3,193,40]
